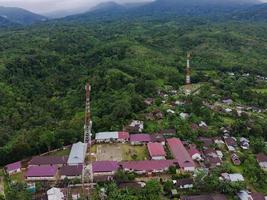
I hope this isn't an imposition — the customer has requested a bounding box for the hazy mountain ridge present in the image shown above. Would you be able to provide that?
[62,0,267,22]
[0,6,47,25]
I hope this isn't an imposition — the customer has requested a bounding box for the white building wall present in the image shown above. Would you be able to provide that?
[151,156,166,160]
[26,176,55,181]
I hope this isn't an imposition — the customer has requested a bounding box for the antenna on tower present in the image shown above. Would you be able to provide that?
[186,52,191,85]
[82,82,93,195]
[84,82,92,145]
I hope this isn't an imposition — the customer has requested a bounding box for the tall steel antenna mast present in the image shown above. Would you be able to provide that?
[186,52,191,85]
[84,82,92,144]
[82,82,93,197]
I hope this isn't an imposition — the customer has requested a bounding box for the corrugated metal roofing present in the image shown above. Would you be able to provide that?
[26,165,57,177]
[6,161,21,172]
[95,132,118,140]
[92,161,119,173]
[60,165,83,176]
[67,142,87,166]
[147,143,166,157]
[130,134,151,142]
[30,156,68,166]
[167,138,195,169]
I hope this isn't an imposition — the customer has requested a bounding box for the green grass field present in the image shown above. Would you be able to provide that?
[122,144,148,161]
[47,148,70,156]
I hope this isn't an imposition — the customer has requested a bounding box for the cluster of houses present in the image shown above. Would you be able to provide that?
[3,121,267,199]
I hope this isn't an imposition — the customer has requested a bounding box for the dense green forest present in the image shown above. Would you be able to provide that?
[1,18,267,165]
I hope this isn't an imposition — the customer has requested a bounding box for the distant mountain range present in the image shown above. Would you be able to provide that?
[63,0,266,22]
[0,6,47,26]
[1,0,267,27]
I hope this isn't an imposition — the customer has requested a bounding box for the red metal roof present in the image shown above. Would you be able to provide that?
[118,132,129,140]
[26,165,57,177]
[130,134,151,142]
[188,147,200,157]
[147,143,166,157]
[60,165,83,176]
[5,161,21,172]
[93,161,119,173]
[167,138,195,169]
[120,160,177,172]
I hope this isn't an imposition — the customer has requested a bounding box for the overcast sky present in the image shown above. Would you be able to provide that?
[0,0,153,14]
[0,0,266,14]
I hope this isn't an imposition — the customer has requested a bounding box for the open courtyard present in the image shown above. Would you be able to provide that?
[93,143,148,161]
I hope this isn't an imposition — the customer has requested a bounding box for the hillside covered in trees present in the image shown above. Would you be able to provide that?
[0,17,267,165]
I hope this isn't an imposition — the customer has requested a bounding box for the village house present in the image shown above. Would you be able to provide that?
[5,161,21,175]
[29,156,68,168]
[213,137,225,145]
[130,134,151,145]
[158,129,176,137]
[150,134,165,145]
[126,120,144,133]
[198,137,214,149]
[60,165,83,180]
[239,137,250,150]
[167,138,195,171]
[187,145,202,161]
[120,160,177,175]
[222,99,233,105]
[221,173,244,182]
[176,178,194,189]
[67,142,87,166]
[231,154,241,165]
[92,161,119,177]
[47,187,65,200]
[95,131,129,143]
[256,153,267,171]
[224,137,237,152]
[26,165,57,181]
[180,112,189,119]
[238,190,266,200]
[203,148,222,168]
[144,98,154,106]
[147,142,166,160]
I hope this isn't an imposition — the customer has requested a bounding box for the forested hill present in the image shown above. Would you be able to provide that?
[0,18,267,165]
[0,6,47,25]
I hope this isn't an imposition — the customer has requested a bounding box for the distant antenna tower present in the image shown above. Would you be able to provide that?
[186,52,191,85]
[84,82,92,144]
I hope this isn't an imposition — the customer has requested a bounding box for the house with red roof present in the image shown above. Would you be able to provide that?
[26,165,57,181]
[120,160,177,175]
[256,153,267,171]
[151,134,165,145]
[167,138,195,171]
[187,146,202,161]
[130,134,151,145]
[60,165,83,179]
[92,161,119,176]
[5,161,21,175]
[147,143,166,160]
